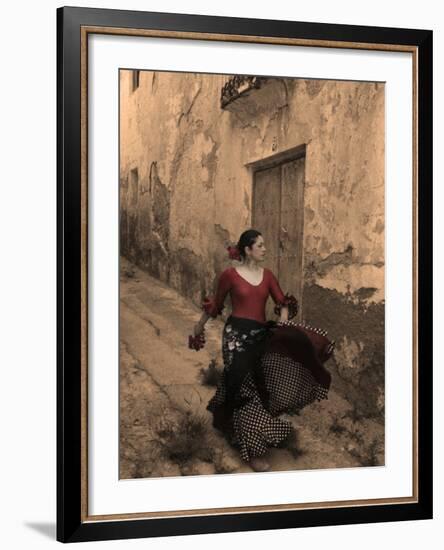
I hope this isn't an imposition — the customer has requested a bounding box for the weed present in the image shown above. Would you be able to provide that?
[154,410,215,467]
[347,437,382,467]
[199,359,223,387]
[360,438,382,466]
[344,403,364,423]
[329,417,346,435]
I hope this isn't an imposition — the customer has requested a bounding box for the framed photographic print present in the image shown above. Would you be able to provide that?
[57,6,433,543]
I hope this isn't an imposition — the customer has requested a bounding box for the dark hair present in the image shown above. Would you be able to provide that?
[237,229,262,260]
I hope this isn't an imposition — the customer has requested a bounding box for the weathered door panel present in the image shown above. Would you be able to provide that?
[253,166,281,320]
[252,155,305,321]
[280,157,305,317]
[253,166,281,274]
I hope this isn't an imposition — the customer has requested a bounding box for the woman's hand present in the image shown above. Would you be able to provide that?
[279,305,289,323]
[194,321,205,337]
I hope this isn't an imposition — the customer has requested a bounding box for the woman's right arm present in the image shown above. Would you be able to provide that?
[194,269,232,335]
[194,311,211,336]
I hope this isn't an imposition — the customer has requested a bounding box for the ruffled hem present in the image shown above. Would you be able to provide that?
[274,293,299,320]
[202,296,224,318]
[277,319,335,363]
[233,416,293,462]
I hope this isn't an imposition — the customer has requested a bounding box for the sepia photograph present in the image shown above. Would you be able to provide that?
[118,68,385,479]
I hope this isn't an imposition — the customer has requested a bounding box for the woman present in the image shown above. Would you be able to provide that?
[191,229,332,472]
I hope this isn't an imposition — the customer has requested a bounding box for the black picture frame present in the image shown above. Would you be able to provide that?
[57,6,433,543]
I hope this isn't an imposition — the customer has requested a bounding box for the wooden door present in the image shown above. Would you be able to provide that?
[252,156,305,320]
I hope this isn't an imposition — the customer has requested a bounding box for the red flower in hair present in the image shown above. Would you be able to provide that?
[227,245,241,261]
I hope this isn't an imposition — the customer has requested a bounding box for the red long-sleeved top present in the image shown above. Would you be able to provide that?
[202,267,290,324]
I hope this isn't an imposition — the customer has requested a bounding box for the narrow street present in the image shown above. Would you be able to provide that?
[119,257,383,479]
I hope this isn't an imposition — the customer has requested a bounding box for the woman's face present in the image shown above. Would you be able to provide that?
[246,235,266,262]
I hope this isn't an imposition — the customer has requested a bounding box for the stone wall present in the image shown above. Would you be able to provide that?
[119,70,385,420]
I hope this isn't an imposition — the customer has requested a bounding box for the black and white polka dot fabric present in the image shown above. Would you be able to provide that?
[263,351,329,416]
[207,316,330,463]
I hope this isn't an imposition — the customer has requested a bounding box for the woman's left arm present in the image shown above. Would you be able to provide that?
[268,270,298,321]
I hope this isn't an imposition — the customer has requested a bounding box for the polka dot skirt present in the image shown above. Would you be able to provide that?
[207,319,330,462]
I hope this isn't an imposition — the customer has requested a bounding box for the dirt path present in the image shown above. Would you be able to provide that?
[119,257,384,479]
